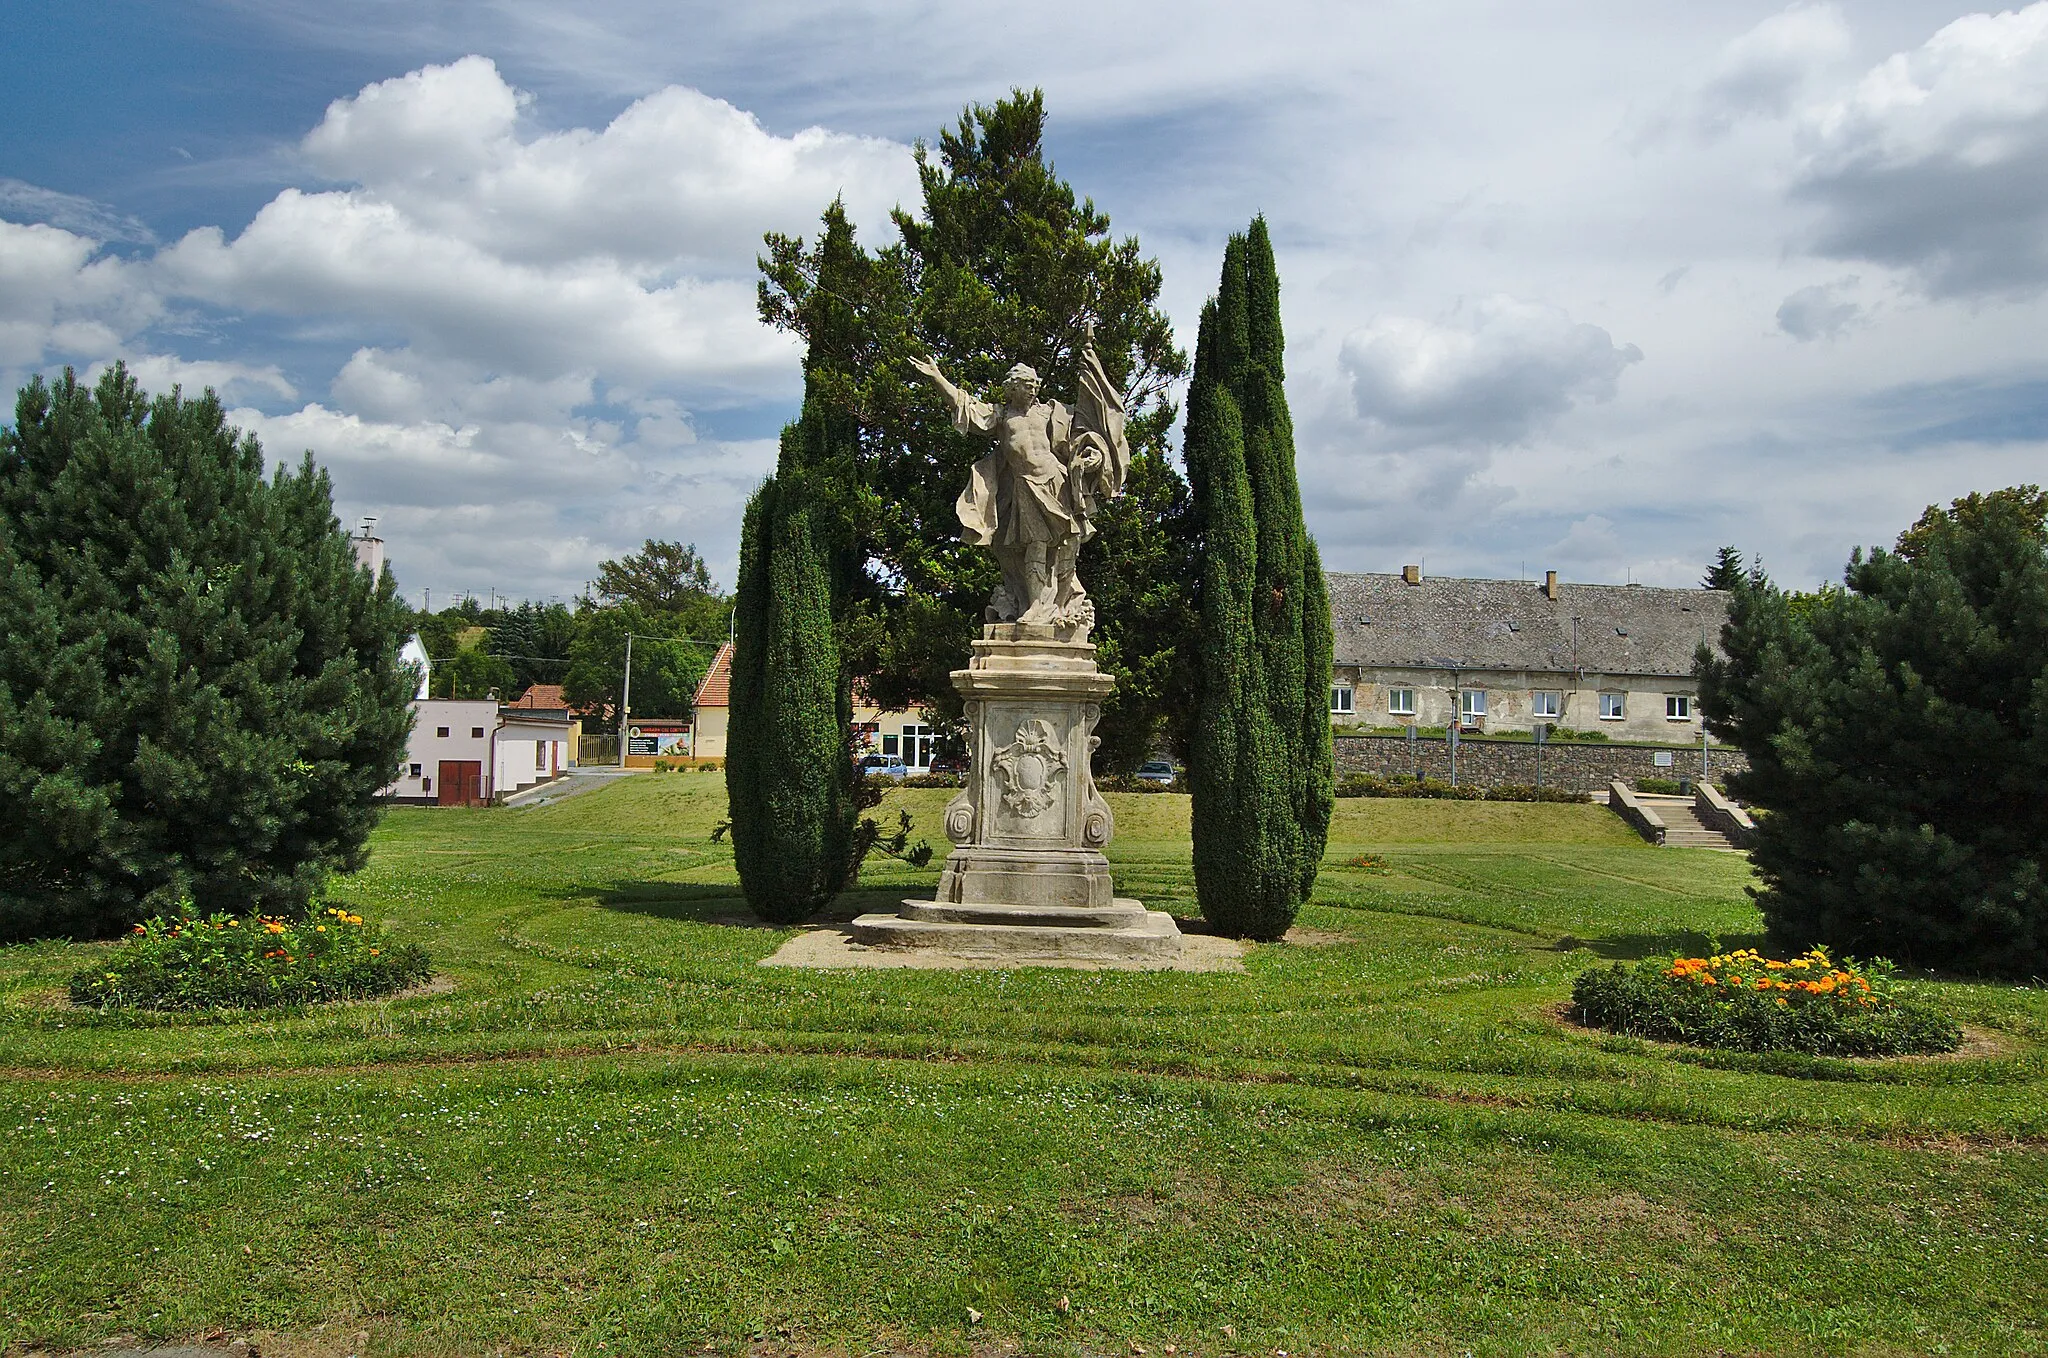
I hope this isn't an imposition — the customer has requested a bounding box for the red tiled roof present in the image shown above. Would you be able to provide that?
[693,641,734,709]
[510,683,568,710]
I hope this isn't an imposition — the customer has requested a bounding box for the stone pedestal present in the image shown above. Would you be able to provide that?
[849,623,1182,963]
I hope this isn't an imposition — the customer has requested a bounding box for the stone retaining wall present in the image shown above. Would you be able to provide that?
[1333,733,1749,794]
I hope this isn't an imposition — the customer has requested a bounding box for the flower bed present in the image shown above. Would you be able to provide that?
[69,906,433,1011]
[1571,946,1960,1056]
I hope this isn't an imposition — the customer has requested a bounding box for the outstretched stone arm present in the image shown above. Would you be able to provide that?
[910,353,996,437]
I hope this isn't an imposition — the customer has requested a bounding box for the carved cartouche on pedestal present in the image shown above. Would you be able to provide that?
[933,622,1118,910]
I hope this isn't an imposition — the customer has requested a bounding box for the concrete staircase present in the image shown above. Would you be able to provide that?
[1634,794,1743,851]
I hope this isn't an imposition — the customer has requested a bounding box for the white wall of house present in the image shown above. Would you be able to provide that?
[494,720,571,795]
[385,699,500,802]
[1330,666,1703,742]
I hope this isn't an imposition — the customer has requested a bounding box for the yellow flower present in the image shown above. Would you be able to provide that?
[316,925,326,933]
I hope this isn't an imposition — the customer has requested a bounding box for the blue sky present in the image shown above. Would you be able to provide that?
[4,0,2046,603]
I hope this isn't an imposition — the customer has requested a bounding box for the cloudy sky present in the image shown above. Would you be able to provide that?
[4,1,2045,602]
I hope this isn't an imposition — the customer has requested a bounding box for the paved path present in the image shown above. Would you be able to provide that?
[504,765,646,810]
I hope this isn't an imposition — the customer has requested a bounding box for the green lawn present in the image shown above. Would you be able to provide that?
[3,774,2044,1357]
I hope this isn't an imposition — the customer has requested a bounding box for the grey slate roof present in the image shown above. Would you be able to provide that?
[1326,573,1729,679]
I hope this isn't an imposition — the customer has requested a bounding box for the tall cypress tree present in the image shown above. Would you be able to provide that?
[0,367,414,940]
[1186,220,1333,939]
[725,406,854,925]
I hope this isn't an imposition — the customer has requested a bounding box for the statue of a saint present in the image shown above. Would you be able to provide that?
[910,326,1130,632]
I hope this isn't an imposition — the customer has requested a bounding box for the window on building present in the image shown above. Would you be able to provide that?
[881,734,900,757]
[536,743,547,768]
[1459,689,1487,721]
[901,723,934,769]
[1600,692,1625,720]
[409,763,422,777]
[470,727,485,739]
[1666,694,1692,720]
[1388,687,1416,716]
[1532,691,1561,719]
[1329,685,1354,715]
[435,726,450,738]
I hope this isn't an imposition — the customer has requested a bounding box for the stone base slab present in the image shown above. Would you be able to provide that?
[848,897,1183,962]
[899,898,1152,929]
[935,845,1114,909]
[760,924,1240,972]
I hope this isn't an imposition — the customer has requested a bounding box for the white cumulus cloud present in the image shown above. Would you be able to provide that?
[299,55,913,273]
[1694,3,1853,133]
[1794,1,2048,296]
[1776,276,1863,341]
[1339,296,1643,446]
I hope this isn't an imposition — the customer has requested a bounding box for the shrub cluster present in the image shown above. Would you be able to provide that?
[1096,772,1190,794]
[1636,776,1685,795]
[1571,946,1960,1056]
[1334,774,1589,803]
[898,772,965,789]
[69,906,432,1011]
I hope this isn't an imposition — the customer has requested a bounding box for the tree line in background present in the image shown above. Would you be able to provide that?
[408,539,732,724]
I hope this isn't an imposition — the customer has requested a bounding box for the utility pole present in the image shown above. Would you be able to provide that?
[616,633,634,769]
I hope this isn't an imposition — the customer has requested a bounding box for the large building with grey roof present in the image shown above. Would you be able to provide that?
[1324,566,1729,743]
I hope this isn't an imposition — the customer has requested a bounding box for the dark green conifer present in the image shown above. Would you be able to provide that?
[1698,487,2048,976]
[725,404,854,925]
[0,367,414,940]
[1702,546,1746,592]
[1186,220,1333,938]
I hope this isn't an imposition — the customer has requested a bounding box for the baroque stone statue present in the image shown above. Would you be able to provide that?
[849,324,1181,963]
[908,324,1130,635]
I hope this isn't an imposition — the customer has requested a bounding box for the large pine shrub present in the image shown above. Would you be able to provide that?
[724,405,854,925]
[1697,487,2048,977]
[0,367,414,940]
[1185,220,1334,939]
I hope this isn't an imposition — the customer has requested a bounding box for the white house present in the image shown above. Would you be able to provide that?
[379,637,575,805]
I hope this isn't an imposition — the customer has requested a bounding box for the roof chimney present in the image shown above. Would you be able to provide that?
[1401,564,1421,585]
[1543,569,1558,600]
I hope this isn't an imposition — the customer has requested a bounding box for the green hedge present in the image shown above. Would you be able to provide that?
[1333,774,1588,803]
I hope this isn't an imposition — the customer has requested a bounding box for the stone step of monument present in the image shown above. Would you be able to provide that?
[899,899,1153,930]
[849,902,1182,962]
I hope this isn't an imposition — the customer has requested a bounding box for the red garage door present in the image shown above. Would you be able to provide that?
[437,760,485,807]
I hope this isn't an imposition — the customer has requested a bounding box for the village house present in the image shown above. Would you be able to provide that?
[1324,567,1729,742]
[687,642,941,769]
[380,653,577,805]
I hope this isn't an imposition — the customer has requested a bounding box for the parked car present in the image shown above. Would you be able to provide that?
[856,754,909,780]
[1135,760,1178,784]
[928,753,968,775]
